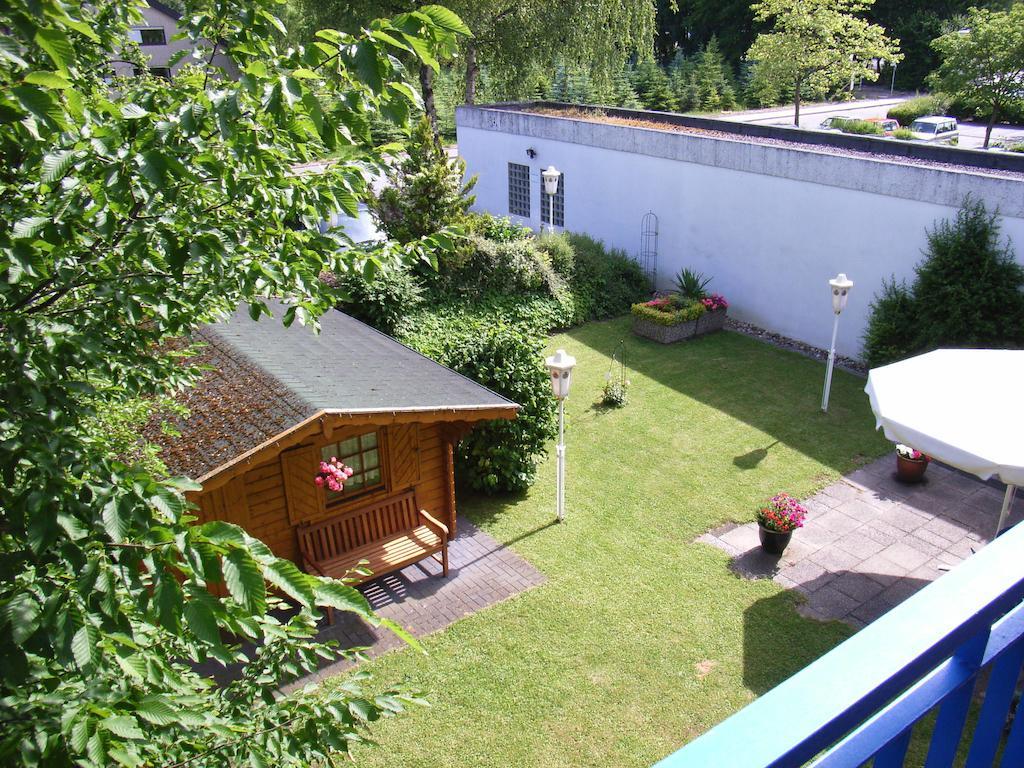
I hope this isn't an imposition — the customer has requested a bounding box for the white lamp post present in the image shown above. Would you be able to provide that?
[545,348,576,522]
[542,165,561,233]
[821,273,853,412]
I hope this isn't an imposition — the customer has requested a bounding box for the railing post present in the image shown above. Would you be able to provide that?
[924,629,989,767]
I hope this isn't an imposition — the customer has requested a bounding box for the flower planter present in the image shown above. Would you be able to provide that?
[632,316,699,344]
[758,525,793,555]
[896,454,929,483]
[696,307,727,335]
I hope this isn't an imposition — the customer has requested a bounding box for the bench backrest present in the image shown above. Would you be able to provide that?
[298,491,419,564]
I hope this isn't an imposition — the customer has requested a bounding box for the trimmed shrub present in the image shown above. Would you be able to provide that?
[329,266,424,336]
[463,212,533,242]
[913,200,1024,351]
[862,279,918,368]
[887,94,952,126]
[566,232,649,322]
[439,235,564,300]
[631,297,705,326]
[401,314,557,493]
[893,127,915,140]
[535,232,576,280]
[862,199,1024,366]
[831,118,884,136]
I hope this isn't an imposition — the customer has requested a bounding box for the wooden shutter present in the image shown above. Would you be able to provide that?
[388,424,421,490]
[280,444,322,525]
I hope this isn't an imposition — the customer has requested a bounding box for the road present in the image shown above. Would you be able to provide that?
[722,96,1024,150]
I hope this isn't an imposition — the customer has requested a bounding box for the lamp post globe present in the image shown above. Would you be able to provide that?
[541,165,561,233]
[830,272,854,314]
[822,273,853,412]
[546,348,575,399]
[545,348,576,522]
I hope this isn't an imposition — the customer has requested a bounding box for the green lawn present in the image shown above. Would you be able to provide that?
[331,317,891,767]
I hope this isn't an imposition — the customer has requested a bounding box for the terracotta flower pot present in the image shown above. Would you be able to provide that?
[896,453,928,483]
[758,525,793,555]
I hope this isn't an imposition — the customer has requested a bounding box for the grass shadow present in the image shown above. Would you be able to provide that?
[559,317,890,477]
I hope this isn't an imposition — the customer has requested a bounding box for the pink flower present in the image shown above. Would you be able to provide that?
[314,476,324,487]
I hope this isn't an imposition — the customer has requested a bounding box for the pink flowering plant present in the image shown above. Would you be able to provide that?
[700,293,729,312]
[314,456,355,492]
[896,444,929,462]
[756,493,808,533]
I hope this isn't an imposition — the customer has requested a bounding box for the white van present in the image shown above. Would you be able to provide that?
[909,116,959,143]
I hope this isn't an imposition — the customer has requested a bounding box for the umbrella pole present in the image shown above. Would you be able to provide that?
[996,484,1017,537]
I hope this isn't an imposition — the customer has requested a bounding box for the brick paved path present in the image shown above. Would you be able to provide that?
[301,516,545,682]
[700,456,1022,628]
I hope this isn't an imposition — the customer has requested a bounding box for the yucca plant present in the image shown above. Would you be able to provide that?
[675,268,711,301]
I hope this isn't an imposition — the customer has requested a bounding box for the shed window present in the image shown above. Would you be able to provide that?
[540,172,564,227]
[321,431,383,501]
[138,27,167,46]
[508,163,530,217]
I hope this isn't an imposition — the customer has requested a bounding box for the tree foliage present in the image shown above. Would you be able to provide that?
[746,0,901,124]
[863,199,1024,367]
[929,4,1024,148]
[0,1,464,765]
[368,114,476,243]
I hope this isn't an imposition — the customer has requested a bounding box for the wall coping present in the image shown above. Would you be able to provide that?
[457,104,1024,219]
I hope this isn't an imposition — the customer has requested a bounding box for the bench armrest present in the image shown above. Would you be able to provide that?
[418,509,449,539]
[299,548,327,577]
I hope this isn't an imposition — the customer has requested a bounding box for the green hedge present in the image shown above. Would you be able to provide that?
[887,94,952,126]
[831,118,883,136]
[863,200,1024,367]
[400,311,557,494]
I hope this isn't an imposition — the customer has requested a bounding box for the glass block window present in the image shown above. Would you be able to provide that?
[138,27,167,46]
[321,431,383,501]
[508,163,531,217]
[540,173,564,227]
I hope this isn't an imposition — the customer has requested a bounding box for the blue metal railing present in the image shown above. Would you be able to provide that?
[656,522,1024,768]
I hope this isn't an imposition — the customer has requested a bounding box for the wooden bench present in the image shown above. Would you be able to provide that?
[297,490,449,622]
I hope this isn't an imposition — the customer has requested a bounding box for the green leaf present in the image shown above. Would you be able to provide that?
[199,520,245,545]
[150,486,185,519]
[12,215,49,239]
[0,36,28,68]
[101,715,144,740]
[418,5,472,36]
[121,103,149,120]
[6,592,40,645]
[34,27,74,72]
[24,71,72,89]
[223,549,266,613]
[265,558,315,607]
[315,580,373,620]
[12,85,65,128]
[183,599,221,646]
[353,42,384,94]
[102,498,126,542]
[136,695,178,725]
[72,623,98,668]
[291,68,320,80]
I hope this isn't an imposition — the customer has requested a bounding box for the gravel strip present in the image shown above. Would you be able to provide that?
[726,317,868,377]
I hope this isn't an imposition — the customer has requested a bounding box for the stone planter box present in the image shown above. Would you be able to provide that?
[633,309,727,344]
[697,308,727,335]
[632,316,699,344]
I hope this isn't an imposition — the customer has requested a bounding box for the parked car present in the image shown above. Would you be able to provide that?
[866,118,900,136]
[908,116,959,143]
[818,116,845,132]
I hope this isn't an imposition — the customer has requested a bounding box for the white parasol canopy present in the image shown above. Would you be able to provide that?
[865,349,1024,534]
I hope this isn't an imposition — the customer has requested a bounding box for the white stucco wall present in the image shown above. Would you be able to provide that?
[456,107,1024,360]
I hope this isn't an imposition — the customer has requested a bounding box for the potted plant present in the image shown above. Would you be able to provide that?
[698,293,729,334]
[631,295,706,344]
[755,493,808,555]
[895,444,930,483]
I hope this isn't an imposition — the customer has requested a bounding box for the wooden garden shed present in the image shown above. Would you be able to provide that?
[155,300,518,584]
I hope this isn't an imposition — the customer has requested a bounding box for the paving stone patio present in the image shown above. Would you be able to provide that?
[700,455,1022,628]
[302,516,545,682]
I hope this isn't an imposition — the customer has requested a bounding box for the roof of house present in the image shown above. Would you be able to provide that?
[146,1,182,21]
[150,301,517,482]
